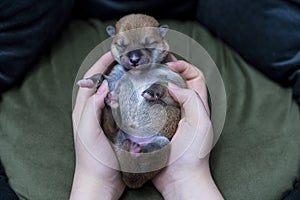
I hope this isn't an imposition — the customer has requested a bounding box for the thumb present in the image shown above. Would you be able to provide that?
[75,80,120,169]
[77,80,109,139]
[94,80,109,118]
[168,83,207,124]
[166,83,211,164]
[85,79,109,122]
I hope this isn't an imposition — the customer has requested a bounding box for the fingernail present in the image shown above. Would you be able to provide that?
[168,83,180,103]
[97,80,108,94]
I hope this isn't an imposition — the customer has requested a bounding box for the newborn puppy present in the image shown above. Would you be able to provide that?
[107,14,169,69]
[78,14,187,188]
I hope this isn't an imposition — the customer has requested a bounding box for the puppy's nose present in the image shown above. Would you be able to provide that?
[130,57,140,66]
[128,50,142,66]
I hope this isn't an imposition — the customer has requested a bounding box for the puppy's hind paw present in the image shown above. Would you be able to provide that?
[77,79,96,88]
[130,142,142,154]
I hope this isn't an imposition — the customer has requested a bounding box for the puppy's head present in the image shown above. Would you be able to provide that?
[106,14,169,69]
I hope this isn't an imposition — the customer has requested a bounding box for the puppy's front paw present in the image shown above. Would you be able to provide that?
[77,73,104,88]
[77,79,95,88]
[142,83,166,101]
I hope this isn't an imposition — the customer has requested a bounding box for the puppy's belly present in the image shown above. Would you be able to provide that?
[125,132,157,145]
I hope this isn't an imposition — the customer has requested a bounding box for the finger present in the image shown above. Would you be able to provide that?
[166,60,200,81]
[168,117,212,163]
[75,51,113,106]
[77,81,109,136]
[187,76,209,115]
[75,81,120,169]
[166,60,209,114]
[167,83,211,164]
[73,52,113,127]
[168,83,208,125]
[75,51,112,101]
[94,80,110,113]
[73,80,109,136]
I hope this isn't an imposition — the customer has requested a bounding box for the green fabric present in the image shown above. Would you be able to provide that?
[0,19,299,200]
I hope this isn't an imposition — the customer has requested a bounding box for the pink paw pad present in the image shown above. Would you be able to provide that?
[141,92,160,101]
[130,142,141,153]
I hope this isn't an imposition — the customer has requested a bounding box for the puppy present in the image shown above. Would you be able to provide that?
[78,14,187,188]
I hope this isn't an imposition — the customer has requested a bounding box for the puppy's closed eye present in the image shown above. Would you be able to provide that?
[115,40,128,50]
[143,37,158,47]
[115,43,125,49]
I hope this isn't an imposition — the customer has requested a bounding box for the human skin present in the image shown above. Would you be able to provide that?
[71,52,125,200]
[70,51,223,200]
[152,60,224,200]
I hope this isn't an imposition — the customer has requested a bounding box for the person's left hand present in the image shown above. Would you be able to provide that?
[70,52,125,200]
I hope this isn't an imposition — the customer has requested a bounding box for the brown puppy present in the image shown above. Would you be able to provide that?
[107,14,169,69]
[78,14,187,188]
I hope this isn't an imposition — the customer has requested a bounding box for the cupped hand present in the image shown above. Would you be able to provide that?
[71,52,125,200]
[153,60,223,200]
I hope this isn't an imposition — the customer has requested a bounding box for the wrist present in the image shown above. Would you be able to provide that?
[162,174,204,200]
[155,158,223,200]
[70,169,121,200]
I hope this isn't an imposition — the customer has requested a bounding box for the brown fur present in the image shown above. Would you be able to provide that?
[100,14,186,189]
[115,14,159,33]
[110,14,169,69]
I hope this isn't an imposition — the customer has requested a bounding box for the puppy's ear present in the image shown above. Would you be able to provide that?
[106,25,116,37]
[159,24,168,38]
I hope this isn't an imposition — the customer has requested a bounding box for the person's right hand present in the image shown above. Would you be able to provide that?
[152,60,223,200]
[71,52,125,200]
